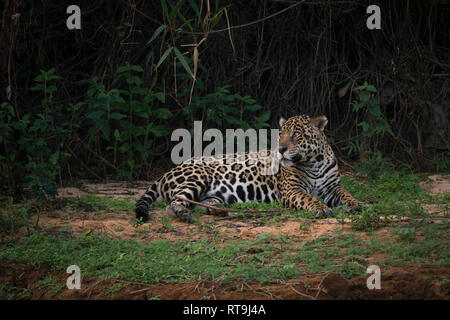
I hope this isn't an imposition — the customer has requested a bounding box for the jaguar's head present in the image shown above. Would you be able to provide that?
[277,114,329,167]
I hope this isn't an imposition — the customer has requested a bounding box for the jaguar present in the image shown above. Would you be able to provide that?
[135,114,365,223]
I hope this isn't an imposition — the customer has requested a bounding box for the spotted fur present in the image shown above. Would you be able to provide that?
[136,115,365,223]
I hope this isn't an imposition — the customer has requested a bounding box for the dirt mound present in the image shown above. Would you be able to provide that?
[318,266,450,299]
[1,262,448,300]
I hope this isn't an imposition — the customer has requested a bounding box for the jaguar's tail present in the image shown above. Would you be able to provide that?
[135,180,160,222]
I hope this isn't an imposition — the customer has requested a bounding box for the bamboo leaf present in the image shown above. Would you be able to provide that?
[147,25,167,45]
[188,0,200,19]
[156,47,173,68]
[169,0,186,21]
[160,0,169,20]
[173,47,194,79]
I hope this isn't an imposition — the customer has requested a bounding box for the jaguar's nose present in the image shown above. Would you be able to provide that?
[278,146,287,154]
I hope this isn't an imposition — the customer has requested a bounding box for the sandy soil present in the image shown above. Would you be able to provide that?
[420,174,450,194]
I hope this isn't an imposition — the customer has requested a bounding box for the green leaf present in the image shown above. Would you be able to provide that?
[49,152,59,165]
[87,110,105,121]
[357,121,370,133]
[149,125,169,137]
[116,65,129,74]
[173,47,194,79]
[176,10,193,32]
[30,85,43,92]
[147,25,167,45]
[110,112,126,120]
[156,47,173,68]
[153,108,173,119]
[188,0,200,19]
[168,0,186,21]
[130,65,144,72]
[366,85,377,93]
[255,111,270,123]
[160,0,169,20]
[244,104,261,111]
[359,91,371,105]
[153,92,165,103]
[210,11,224,29]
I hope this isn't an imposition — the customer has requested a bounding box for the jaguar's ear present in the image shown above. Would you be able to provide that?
[310,116,328,132]
[279,117,286,128]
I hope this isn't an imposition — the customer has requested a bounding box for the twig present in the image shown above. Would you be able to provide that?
[288,284,316,300]
[314,272,330,299]
[130,287,153,295]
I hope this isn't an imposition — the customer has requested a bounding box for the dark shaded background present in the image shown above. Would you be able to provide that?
[0,0,449,193]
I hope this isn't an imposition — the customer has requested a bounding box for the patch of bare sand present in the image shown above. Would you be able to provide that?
[420,174,450,194]
[236,220,350,241]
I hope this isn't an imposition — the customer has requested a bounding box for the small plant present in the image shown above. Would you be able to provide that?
[349,206,383,231]
[298,221,311,231]
[358,150,394,179]
[0,68,70,198]
[158,215,175,232]
[344,82,394,178]
[20,208,31,236]
[0,198,38,235]
[336,210,348,226]
[431,148,450,174]
[132,217,145,228]
[1,197,16,233]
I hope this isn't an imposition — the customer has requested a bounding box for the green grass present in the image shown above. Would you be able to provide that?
[382,222,449,267]
[340,171,448,231]
[0,232,299,285]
